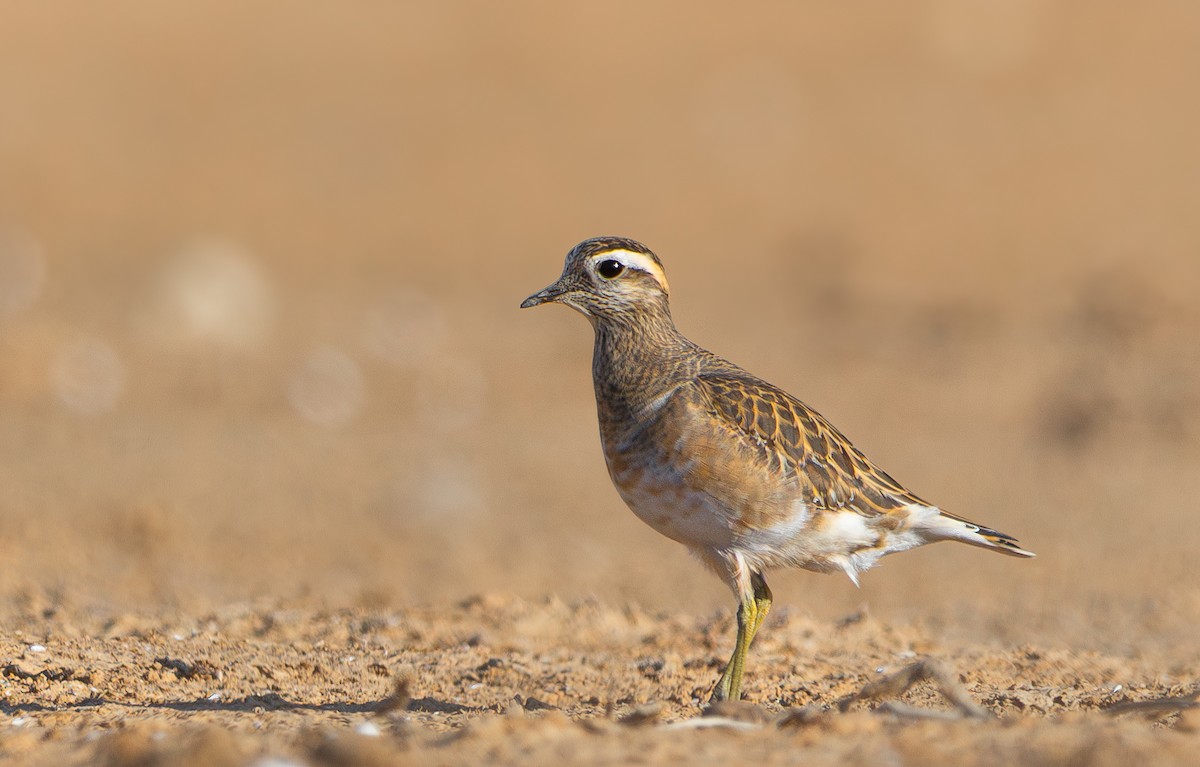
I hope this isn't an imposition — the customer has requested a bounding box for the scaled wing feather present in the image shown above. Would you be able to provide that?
[694,372,927,516]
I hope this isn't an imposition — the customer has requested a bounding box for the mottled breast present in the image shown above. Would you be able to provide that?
[599,383,799,551]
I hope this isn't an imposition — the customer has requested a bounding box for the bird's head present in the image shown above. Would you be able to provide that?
[520,236,671,324]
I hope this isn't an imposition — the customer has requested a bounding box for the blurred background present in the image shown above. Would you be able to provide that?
[0,1,1197,654]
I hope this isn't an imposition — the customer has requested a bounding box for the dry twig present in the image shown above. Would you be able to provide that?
[1104,689,1200,717]
[837,658,989,720]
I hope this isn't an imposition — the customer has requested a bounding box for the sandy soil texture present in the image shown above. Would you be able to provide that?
[3,595,1199,766]
[2,2,1199,765]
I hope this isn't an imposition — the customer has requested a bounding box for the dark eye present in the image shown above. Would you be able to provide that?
[597,259,624,279]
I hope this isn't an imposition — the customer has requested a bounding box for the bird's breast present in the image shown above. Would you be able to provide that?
[597,392,798,550]
[603,436,739,549]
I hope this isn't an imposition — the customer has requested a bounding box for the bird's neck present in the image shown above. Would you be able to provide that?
[591,302,695,419]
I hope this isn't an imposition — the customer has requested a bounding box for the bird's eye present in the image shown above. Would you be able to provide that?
[597,259,625,279]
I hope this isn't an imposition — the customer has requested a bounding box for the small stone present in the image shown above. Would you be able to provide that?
[354,721,381,737]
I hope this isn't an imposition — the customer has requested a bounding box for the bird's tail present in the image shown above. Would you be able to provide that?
[921,510,1036,558]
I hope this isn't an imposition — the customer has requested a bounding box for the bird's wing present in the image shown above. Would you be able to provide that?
[694,371,927,516]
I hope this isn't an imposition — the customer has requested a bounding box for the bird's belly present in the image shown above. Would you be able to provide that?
[605,449,740,549]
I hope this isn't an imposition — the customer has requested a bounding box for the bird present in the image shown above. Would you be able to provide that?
[521,236,1034,703]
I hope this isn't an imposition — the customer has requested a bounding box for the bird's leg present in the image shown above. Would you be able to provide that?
[748,571,772,643]
[710,597,755,702]
[710,572,772,703]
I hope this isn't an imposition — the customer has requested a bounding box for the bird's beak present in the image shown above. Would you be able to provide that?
[520,279,569,309]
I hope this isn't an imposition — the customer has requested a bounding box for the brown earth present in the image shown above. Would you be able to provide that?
[1,2,1199,765]
[2,595,1200,766]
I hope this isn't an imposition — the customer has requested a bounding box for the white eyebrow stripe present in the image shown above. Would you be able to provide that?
[590,249,670,294]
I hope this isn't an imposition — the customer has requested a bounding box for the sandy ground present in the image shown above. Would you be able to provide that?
[2,595,1199,765]
[2,2,1200,764]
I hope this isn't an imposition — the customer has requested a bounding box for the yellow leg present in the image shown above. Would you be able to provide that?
[749,572,772,640]
[710,573,772,703]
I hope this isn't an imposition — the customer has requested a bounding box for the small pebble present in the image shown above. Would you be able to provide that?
[249,758,308,767]
[355,721,381,737]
